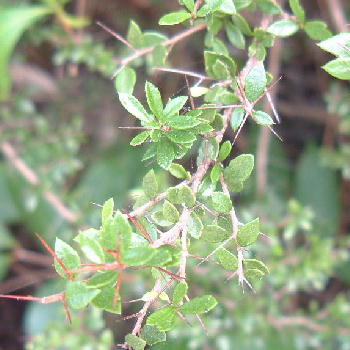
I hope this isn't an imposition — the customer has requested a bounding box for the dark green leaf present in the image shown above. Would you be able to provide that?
[164,96,188,117]
[125,334,146,350]
[140,325,166,345]
[66,281,100,309]
[178,295,217,314]
[224,154,254,190]
[172,282,188,305]
[202,225,230,243]
[245,62,267,102]
[232,13,252,35]
[130,131,150,146]
[143,169,159,199]
[157,137,175,169]
[166,130,196,144]
[225,21,245,50]
[304,21,332,41]
[145,81,163,120]
[159,11,191,25]
[267,20,299,37]
[219,140,232,161]
[216,248,238,270]
[119,93,153,123]
[252,110,274,126]
[237,218,260,246]
[210,164,222,183]
[204,51,236,79]
[166,115,202,129]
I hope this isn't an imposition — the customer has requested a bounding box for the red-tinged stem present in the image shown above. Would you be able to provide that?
[35,233,74,281]
[125,212,153,243]
[0,292,63,304]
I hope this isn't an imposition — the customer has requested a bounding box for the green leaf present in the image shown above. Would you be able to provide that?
[206,0,225,12]
[164,96,188,117]
[182,0,195,12]
[122,235,156,265]
[256,0,282,15]
[187,212,203,239]
[210,164,222,183]
[244,258,269,274]
[86,271,118,288]
[190,86,209,97]
[169,163,190,179]
[166,130,196,144]
[230,107,245,131]
[219,0,236,14]
[178,295,217,314]
[146,45,168,67]
[143,32,168,46]
[304,21,332,41]
[140,325,166,345]
[143,169,159,199]
[219,140,232,161]
[225,21,245,50]
[145,81,163,120]
[102,198,114,226]
[172,282,188,305]
[252,110,274,126]
[202,225,230,243]
[216,248,238,270]
[119,93,153,123]
[125,334,146,350]
[245,268,265,281]
[223,154,254,191]
[115,67,136,94]
[74,232,105,264]
[130,131,150,146]
[245,62,267,102]
[232,13,252,36]
[146,306,177,331]
[204,51,236,79]
[0,6,51,100]
[322,58,350,80]
[267,20,299,37]
[166,114,202,129]
[207,137,220,160]
[289,0,305,23]
[127,20,144,48]
[159,11,191,25]
[318,33,350,58]
[66,281,100,309]
[54,238,81,279]
[157,137,175,169]
[162,200,180,223]
[237,218,260,247]
[179,185,196,207]
[208,192,233,213]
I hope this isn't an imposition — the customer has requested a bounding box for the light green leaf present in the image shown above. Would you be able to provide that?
[130,130,150,146]
[245,268,265,281]
[66,281,100,309]
[119,93,153,123]
[164,96,188,117]
[169,163,190,179]
[230,107,245,131]
[224,154,254,188]
[162,200,180,223]
[122,235,156,265]
[179,185,196,207]
[178,295,217,314]
[127,20,144,48]
[145,81,163,120]
[206,0,225,11]
[207,136,220,160]
[232,13,252,35]
[219,0,236,14]
[244,258,269,274]
[245,62,267,102]
[143,169,159,199]
[252,110,274,125]
[146,45,168,67]
[187,212,203,239]
[172,282,188,305]
[166,130,196,144]
[304,21,332,41]
[157,137,175,169]
[0,6,51,100]
[86,271,118,289]
[237,218,260,246]
[159,11,191,25]
[54,238,81,279]
[202,225,230,243]
[204,51,236,79]
[115,67,136,94]
[208,192,233,213]
[267,19,299,37]
[216,248,238,270]
[74,232,105,264]
[125,334,146,350]
[182,0,195,12]
[166,114,201,129]
[140,325,166,345]
[190,86,209,97]
[318,33,350,58]
[143,32,168,46]
[322,58,350,80]
[146,306,177,331]
[256,0,282,15]
[101,198,114,226]
[289,0,305,23]
[210,163,222,183]
[225,22,245,50]
[219,140,232,161]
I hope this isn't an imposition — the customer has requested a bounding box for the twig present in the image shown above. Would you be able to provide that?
[0,142,79,224]
[97,21,135,50]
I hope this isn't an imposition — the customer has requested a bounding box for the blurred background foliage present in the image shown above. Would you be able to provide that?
[0,0,350,349]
